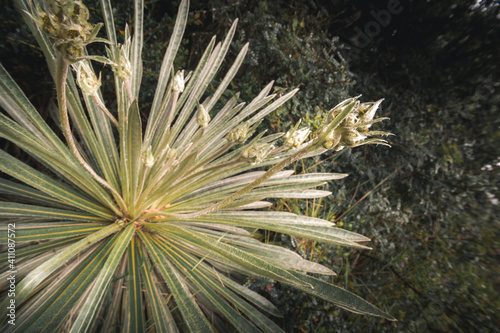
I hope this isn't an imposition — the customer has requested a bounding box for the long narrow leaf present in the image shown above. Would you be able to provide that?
[0,149,114,219]
[0,222,109,243]
[139,230,213,333]
[82,90,120,190]
[127,100,143,210]
[0,179,72,208]
[131,0,144,98]
[11,236,118,332]
[289,271,396,320]
[0,202,106,222]
[145,223,309,288]
[138,243,179,333]
[126,237,145,333]
[69,224,135,333]
[159,240,263,333]
[149,0,189,119]
[0,236,85,262]
[0,223,120,315]
[0,103,119,211]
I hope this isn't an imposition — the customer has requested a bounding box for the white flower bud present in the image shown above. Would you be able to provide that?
[358,99,384,127]
[340,128,366,147]
[227,122,250,143]
[318,97,390,151]
[196,105,210,128]
[241,142,274,164]
[322,131,341,150]
[115,44,132,80]
[75,62,101,95]
[142,146,155,168]
[284,127,311,148]
[173,70,184,93]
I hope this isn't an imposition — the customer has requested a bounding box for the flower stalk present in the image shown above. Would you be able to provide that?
[165,97,390,220]
[56,54,126,212]
[74,61,119,127]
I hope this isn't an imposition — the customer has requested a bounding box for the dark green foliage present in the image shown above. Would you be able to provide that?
[190,0,500,331]
[185,0,355,134]
[0,3,50,118]
[336,1,500,331]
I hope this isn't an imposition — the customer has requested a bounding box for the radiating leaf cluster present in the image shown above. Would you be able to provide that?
[0,0,394,331]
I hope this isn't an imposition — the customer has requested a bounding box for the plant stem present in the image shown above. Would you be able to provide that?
[91,93,119,127]
[56,54,126,213]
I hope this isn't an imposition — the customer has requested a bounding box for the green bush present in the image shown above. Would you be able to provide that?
[182,1,500,332]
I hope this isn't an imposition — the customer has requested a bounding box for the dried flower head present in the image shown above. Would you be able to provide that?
[37,0,102,61]
[317,97,391,151]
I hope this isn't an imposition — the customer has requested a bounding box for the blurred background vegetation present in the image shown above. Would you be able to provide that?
[1,0,499,331]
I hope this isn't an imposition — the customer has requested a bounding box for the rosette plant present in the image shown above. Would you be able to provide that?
[0,0,394,331]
